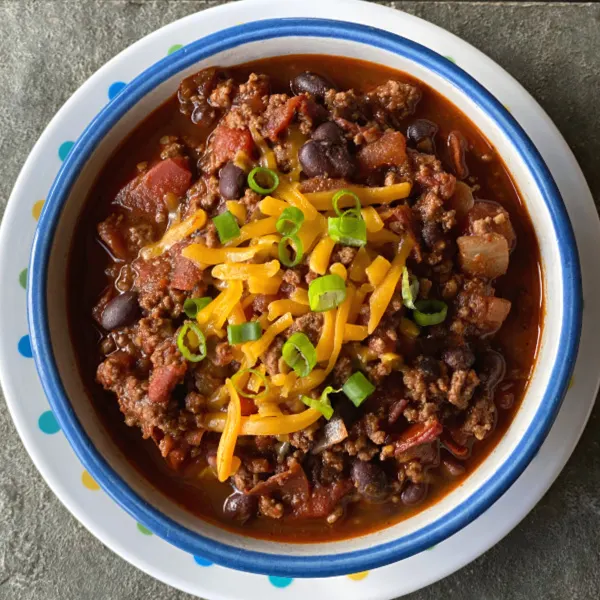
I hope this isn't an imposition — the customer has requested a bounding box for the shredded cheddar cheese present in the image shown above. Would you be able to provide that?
[348,246,371,283]
[361,206,384,232]
[197,280,243,334]
[304,182,411,211]
[226,201,247,224]
[368,236,414,334]
[267,299,310,321]
[326,286,354,375]
[212,260,280,280]
[343,324,369,342]
[183,242,273,266]
[250,126,277,169]
[309,236,336,275]
[259,196,287,217]
[216,379,242,482]
[316,309,336,363]
[330,262,348,281]
[140,209,207,260]
[366,255,392,287]
[204,408,322,436]
[248,272,283,295]
[242,312,294,367]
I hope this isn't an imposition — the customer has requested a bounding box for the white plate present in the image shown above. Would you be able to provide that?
[0,0,597,598]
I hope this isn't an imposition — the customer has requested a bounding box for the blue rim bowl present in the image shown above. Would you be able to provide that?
[28,18,582,577]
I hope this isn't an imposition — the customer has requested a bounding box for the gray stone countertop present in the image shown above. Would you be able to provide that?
[0,1,599,599]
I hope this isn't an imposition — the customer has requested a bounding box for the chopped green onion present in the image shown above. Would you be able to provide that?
[227,321,262,345]
[276,206,304,236]
[282,332,317,377]
[342,371,375,407]
[308,274,347,312]
[301,386,340,420]
[231,368,270,400]
[183,297,212,319]
[332,189,361,216]
[247,166,280,195]
[328,215,367,247]
[413,299,448,326]
[212,211,240,243]
[278,234,304,267]
[177,321,207,363]
[401,267,419,310]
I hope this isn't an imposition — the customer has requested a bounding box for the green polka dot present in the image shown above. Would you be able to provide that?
[444,55,457,64]
[167,44,183,55]
[137,523,152,536]
[19,268,27,289]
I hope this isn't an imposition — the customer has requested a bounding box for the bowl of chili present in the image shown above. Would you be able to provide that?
[27,18,581,577]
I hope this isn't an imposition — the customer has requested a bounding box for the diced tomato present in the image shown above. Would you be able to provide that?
[171,252,203,291]
[357,131,407,171]
[212,126,255,166]
[263,96,325,142]
[118,157,192,214]
[148,363,187,403]
[394,420,443,455]
[239,395,258,417]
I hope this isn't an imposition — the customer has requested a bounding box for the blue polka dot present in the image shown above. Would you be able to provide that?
[38,410,60,435]
[108,81,126,100]
[58,141,74,161]
[18,335,32,358]
[268,576,293,588]
[193,555,213,567]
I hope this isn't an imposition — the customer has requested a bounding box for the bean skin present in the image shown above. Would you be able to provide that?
[442,346,476,371]
[219,161,246,200]
[407,119,438,154]
[298,140,355,178]
[351,460,390,503]
[222,492,258,524]
[401,483,428,506]
[312,121,346,144]
[291,72,336,100]
[101,291,140,331]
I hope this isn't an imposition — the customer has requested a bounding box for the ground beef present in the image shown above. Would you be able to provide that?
[286,313,323,346]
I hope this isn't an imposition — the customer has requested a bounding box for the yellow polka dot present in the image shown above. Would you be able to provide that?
[32,200,45,220]
[568,376,575,390]
[81,470,100,491]
[503,104,511,114]
[347,571,369,581]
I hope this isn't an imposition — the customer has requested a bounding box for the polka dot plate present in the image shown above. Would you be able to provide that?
[1,0,598,598]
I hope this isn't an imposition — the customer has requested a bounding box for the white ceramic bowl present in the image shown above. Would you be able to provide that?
[27,18,581,577]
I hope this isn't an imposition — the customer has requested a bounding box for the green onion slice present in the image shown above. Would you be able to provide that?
[342,371,375,407]
[177,321,207,363]
[308,274,347,312]
[282,332,317,377]
[401,267,419,310]
[227,321,262,345]
[212,210,240,243]
[276,206,304,236]
[332,189,361,216]
[231,368,270,400]
[278,234,304,268]
[413,299,448,326]
[247,166,280,195]
[328,215,367,247]
[183,297,212,319]
[301,386,340,420]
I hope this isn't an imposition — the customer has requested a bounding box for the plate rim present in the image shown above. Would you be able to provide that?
[0,0,596,597]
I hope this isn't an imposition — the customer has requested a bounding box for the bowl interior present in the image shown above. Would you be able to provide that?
[31,20,577,576]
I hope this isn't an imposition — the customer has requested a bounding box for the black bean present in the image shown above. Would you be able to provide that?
[478,349,506,391]
[442,346,476,371]
[351,460,390,503]
[298,140,355,178]
[101,291,140,331]
[421,221,443,249]
[407,119,438,154]
[442,457,465,478]
[222,492,258,524]
[416,355,441,381]
[191,100,217,128]
[219,161,246,200]
[291,71,336,100]
[401,483,427,506]
[312,121,345,144]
